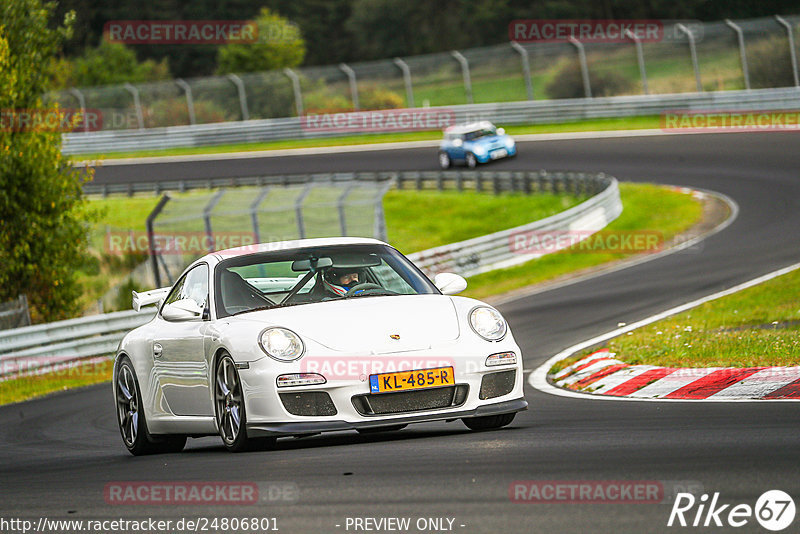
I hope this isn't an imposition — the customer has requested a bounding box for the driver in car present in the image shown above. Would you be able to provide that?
[323,268,364,296]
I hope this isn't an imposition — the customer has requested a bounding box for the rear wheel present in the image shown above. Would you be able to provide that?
[438,151,451,169]
[465,152,477,168]
[462,412,515,431]
[115,356,186,455]
[215,353,275,452]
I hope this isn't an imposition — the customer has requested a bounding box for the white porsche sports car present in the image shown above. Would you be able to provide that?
[114,237,526,454]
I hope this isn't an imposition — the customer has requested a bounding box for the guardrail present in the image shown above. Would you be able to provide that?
[0,309,156,378]
[64,86,800,155]
[0,170,619,379]
[406,172,620,277]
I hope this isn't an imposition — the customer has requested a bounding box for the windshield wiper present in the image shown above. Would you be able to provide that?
[231,304,277,316]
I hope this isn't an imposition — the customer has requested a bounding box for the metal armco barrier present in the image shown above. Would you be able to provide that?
[0,170,620,378]
[63,87,800,155]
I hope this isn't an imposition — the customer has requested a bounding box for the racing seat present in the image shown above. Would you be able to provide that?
[219,269,272,314]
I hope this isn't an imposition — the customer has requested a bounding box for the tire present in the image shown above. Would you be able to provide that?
[214,352,275,452]
[462,412,515,431]
[115,356,186,455]
[465,152,477,168]
[356,424,407,434]
[438,151,451,169]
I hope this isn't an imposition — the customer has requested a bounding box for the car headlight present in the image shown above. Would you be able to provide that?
[505,137,515,149]
[259,327,304,361]
[469,306,507,341]
[472,145,487,156]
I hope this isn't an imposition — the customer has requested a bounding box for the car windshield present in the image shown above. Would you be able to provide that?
[214,244,439,318]
[464,127,496,141]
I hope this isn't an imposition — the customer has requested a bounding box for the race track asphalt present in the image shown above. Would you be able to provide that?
[3,132,800,533]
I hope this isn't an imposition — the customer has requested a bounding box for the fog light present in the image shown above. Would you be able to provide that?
[277,373,326,387]
[486,352,516,367]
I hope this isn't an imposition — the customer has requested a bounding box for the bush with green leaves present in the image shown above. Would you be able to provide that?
[216,8,305,75]
[0,0,97,322]
[546,58,634,99]
[748,34,798,89]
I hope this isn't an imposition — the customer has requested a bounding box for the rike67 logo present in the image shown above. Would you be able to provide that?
[668,490,795,531]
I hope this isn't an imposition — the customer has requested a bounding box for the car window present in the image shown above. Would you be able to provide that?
[215,244,439,318]
[163,263,209,310]
[464,127,496,141]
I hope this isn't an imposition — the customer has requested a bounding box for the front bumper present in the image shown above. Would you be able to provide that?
[246,397,527,437]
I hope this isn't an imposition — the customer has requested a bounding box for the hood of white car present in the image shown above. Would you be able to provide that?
[230,295,460,353]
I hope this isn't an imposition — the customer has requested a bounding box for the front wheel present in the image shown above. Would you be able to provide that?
[215,353,274,452]
[465,152,477,168]
[462,412,515,431]
[438,151,451,169]
[115,356,186,455]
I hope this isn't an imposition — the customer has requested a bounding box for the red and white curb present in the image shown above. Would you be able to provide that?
[529,260,800,402]
[551,349,800,400]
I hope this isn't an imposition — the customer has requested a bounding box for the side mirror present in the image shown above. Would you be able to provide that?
[434,273,468,295]
[496,127,505,136]
[162,298,203,321]
[452,138,463,147]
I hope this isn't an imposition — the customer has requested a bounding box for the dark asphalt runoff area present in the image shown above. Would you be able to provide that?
[3,132,800,533]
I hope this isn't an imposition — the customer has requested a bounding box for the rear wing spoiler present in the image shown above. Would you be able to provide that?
[132,287,171,312]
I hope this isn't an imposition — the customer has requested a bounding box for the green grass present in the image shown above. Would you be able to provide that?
[75,116,663,160]
[461,183,703,300]
[594,268,800,369]
[0,359,113,406]
[384,190,586,253]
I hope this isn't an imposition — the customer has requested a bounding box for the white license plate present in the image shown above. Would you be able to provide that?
[490,148,507,159]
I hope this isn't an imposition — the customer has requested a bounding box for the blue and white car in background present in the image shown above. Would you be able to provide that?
[438,121,516,169]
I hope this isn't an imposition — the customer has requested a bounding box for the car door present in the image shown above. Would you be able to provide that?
[152,263,214,416]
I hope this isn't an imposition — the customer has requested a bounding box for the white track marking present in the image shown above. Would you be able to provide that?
[528,260,800,402]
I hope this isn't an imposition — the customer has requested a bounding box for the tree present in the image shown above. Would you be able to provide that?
[0,0,96,322]
[216,7,305,74]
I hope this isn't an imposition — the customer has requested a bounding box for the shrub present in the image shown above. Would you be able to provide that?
[546,59,633,99]
[748,34,797,89]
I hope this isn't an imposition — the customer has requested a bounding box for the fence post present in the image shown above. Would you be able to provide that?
[568,37,592,98]
[67,88,89,132]
[393,57,415,107]
[123,83,144,129]
[203,189,226,252]
[676,24,702,92]
[337,183,355,236]
[373,180,393,242]
[250,187,270,243]
[175,79,196,125]
[339,63,360,111]
[146,194,171,288]
[510,42,534,100]
[725,19,750,90]
[450,51,474,104]
[283,68,305,116]
[226,74,249,120]
[625,30,649,95]
[295,184,313,239]
[775,16,800,87]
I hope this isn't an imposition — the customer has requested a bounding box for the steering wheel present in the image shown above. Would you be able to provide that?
[344,283,383,296]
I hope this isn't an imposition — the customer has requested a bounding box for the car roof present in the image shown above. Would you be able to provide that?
[212,236,388,260]
[444,121,496,135]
